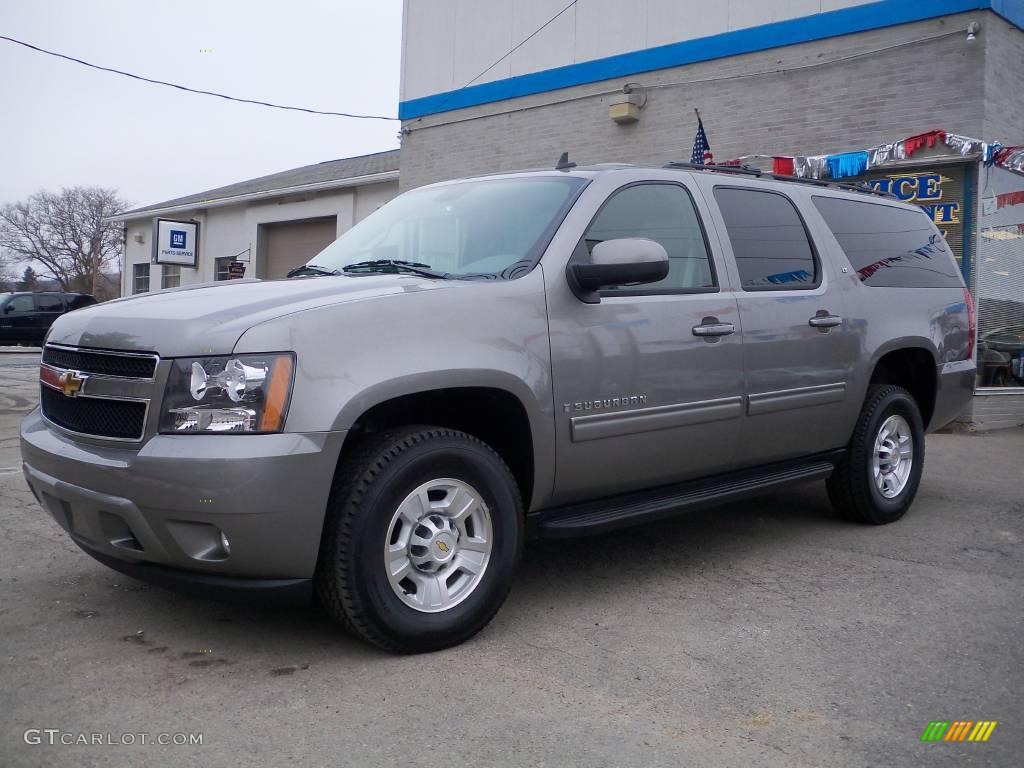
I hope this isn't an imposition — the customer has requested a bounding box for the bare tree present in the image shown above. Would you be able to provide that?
[0,249,16,291]
[0,187,130,295]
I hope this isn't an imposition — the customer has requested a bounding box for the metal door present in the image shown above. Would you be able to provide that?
[706,184,858,466]
[546,181,744,504]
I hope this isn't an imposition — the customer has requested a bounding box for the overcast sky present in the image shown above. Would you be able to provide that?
[0,0,401,210]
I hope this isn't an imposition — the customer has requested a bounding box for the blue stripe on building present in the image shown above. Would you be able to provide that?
[399,0,1022,120]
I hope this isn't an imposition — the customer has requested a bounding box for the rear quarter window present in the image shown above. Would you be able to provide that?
[812,196,963,287]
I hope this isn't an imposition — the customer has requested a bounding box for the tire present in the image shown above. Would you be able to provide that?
[315,426,523,653]
[826,385,925,525]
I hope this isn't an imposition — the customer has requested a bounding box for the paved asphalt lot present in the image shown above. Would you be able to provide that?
[1,349,1021,767]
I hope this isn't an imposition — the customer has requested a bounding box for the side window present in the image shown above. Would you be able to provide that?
[714,187,819,290]
[5,295,36,313]
[133,263,150,294]
[584,183,716,293]
[812,196,962,287]
[35,294,64,312]
[215,257,234,281]
[67,295,96,310]
[161,265,182,289]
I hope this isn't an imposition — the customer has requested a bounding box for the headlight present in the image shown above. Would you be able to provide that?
[160,353,294,434]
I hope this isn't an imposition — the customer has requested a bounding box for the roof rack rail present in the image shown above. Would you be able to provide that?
[664,161,763,177]
[663,161,898,198]
[767,174,896,198]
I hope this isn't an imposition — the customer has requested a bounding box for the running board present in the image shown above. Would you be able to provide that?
[534,453,841,538]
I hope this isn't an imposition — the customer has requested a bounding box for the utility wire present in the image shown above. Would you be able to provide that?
[428,0,579,113]
[0,34,398,120]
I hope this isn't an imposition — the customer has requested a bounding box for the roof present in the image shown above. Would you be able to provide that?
[116,149,400,220]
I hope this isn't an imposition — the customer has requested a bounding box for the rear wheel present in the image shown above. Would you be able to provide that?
[826,385,925,524]
[316,426,523,652]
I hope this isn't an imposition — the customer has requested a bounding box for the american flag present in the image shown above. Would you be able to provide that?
[691,114,711,165]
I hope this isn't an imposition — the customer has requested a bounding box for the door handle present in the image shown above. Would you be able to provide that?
[692,319,736,338]
[809,313,843,329]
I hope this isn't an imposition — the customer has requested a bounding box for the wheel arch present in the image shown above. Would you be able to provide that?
[332,372,549,511]
[865,343,938,430]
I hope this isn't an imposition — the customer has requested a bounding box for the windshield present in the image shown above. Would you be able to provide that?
[310,176,586,277]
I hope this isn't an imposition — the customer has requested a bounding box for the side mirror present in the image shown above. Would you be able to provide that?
[2,304,13,314]
[567,238,669,303]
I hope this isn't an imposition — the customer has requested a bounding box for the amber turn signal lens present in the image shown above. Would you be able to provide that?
[258,355,293,432]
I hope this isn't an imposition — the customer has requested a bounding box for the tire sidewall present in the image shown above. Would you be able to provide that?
[860,390,925,519]
[346,436,521,647]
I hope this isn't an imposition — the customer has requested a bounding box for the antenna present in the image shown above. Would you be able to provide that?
[555,152,577,171]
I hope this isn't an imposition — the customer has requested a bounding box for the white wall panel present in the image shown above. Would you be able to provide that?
[647,0,728,47]
[401,0,457,101]
[509,0,577,76]
[401,0,879,102]
[573,0,647,63]
[452,0,513,87]
[729,0,790,29]
[820,0,871,10]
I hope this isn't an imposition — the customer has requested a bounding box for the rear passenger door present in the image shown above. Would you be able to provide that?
[34,293,66,341]
[708,186,859,467]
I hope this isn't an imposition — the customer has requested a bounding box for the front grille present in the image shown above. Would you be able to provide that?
[43,346,157,379]
[41,387,147,440]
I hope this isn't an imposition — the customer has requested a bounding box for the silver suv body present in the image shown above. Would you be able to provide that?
[20,164,976,651]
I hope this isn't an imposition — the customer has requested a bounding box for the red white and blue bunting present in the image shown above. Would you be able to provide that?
[720,129,1024,179]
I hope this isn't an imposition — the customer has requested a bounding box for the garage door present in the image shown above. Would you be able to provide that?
[262,217,338,280]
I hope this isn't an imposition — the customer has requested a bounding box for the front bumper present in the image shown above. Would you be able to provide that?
[20,408,346,591]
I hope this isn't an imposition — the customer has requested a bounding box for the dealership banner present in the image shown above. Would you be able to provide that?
[153,219,199,267]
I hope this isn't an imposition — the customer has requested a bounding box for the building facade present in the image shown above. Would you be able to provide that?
[117,150,399,295]
[398,0,1024,426]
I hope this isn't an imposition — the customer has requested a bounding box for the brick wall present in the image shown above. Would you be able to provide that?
[400,12,992,190]
[983,16,1024,145]
[956,391,1024,431]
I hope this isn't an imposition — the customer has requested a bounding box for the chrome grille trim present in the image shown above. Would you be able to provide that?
[43,343,159,380]
[39,345,160,442]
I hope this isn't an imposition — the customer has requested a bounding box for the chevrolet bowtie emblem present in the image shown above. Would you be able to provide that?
[58,371,84,397]
[436,540,450,553]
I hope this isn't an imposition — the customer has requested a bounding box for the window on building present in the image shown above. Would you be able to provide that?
[582,183,716,293]
[133,263,150,294]
[215,257,233,281]
[35,294,64,312]
[161,265,181,289]
[812,196,962,288]
[714,187,818,290]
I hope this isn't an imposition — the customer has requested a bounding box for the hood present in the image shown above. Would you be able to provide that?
[47,275,458,357]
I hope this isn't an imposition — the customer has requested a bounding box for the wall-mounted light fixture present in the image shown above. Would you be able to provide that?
[133,232,145,244]
[609,84,647,125]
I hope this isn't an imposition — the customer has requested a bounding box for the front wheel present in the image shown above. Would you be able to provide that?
[826,385,925,524]
[316,426,523,652]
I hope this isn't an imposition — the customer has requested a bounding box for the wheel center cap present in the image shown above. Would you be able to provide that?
[433,532,456,563]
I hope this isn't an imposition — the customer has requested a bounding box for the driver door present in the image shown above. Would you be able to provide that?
[0,294,37,344]
[546,181,744,505]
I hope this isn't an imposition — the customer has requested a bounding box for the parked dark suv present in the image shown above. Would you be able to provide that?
[0,291,96,347]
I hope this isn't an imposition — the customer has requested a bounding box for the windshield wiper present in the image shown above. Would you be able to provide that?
[286,264,340,278]
[341,259,450,279]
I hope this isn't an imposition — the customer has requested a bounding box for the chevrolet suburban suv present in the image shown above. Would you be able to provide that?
[20,162,976,652]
